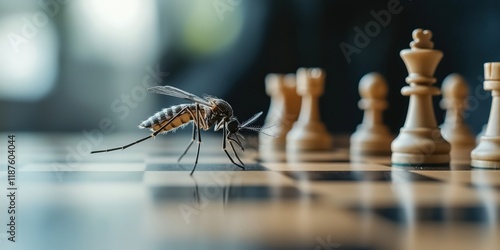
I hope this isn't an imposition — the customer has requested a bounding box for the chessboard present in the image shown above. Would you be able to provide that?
[1,132,499,250]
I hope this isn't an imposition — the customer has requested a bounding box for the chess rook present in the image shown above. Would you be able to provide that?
[259,73,301,160]
[471,62,500,169]
[391,29,450,166]
[287,68,332,152]
[350,72,393,156]
[440,74,475,162]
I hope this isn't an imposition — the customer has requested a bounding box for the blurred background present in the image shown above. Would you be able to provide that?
[1,0,500,135]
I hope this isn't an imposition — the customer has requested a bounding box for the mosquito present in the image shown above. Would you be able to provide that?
[91,85,266,175]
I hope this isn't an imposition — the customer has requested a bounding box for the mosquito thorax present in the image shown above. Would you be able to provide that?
[212,99,233,118]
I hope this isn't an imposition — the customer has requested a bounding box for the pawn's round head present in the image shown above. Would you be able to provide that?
[359,72,388,99]
[442,73,469,99]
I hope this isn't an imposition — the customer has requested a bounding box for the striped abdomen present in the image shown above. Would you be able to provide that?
[139,104,206,133]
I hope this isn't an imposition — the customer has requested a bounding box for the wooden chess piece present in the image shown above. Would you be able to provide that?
[287,68,332,154]
[259,74,301,161]
[391,29,450,166]
[350,72,393,156]
[476,124,487,144]
[471,62,500,169]
[440,73,475,162]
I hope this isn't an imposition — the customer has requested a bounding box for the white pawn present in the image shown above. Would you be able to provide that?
[476,124,487,144]
[350,72,393,156]
[259,74,301,161]
[471,62,500,169]
[440,74,475,162]
[287,68,332,155]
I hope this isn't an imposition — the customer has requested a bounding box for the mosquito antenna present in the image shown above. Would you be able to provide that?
[240,123,279,138]
[240,111,263,128]
[256,129,278,138]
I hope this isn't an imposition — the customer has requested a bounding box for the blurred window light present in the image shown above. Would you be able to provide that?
[67,0,160,68]
[180,0,244,56]
[0,14,59,101]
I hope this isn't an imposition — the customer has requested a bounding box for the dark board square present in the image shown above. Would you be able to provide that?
[149,185,307,202]
[364,205,499,225]
[281,171,438,182]
[18,171,144,183]
[146,163,267,171]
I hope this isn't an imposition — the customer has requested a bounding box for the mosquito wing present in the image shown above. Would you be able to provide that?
[147,85,211,106]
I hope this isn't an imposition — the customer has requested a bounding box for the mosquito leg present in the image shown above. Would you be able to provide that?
[178,113,197,163]
[191,176,200,206]
[92,106,190,154]
[190,104,203,175]
[234,135,244,151]
[228,137,244,151]
[222,128,245,169]
[228,140,245,166]
[91,135,153,153]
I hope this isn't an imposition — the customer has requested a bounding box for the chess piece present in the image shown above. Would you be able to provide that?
[259,73,301,161]
[471,62,500,169]
[440,74,475,161]
[476,124,487,144]
[350,72,393,156]
[391,29,451,166]
[287,68,332,154]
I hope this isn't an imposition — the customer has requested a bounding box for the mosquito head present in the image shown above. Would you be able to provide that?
[224,112,266,151]
[227,118,240,133]
[225,118,244,150]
